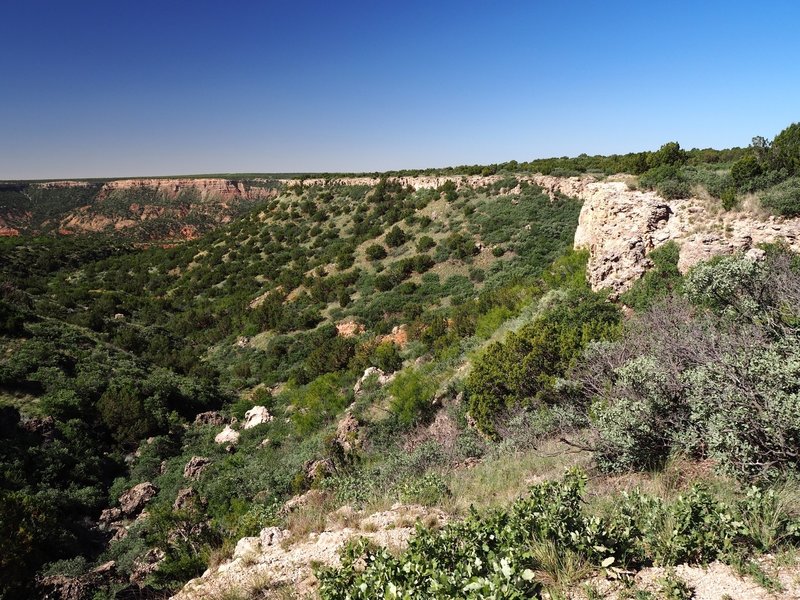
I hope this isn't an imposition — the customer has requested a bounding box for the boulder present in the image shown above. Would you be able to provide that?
[99,507,122,525]
[259,526,284,547]
[118,482,158,517]
[21,416,57,440]
[173,487,204,511]
[183,456,212,479]
[353,367,396,396]
[305,458,334,481]
[233,536,261,560]
[38,561,116,600]
[243,405,273,430]
[194,411,225,426]
[129,548,165,585]
[214,424,240,445]
[335,411,361,454]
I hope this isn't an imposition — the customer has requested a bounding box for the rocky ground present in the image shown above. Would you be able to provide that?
[171,503,447,600]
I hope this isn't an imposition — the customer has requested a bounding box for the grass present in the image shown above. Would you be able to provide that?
[529,540,593,595]
[443,437,592,514]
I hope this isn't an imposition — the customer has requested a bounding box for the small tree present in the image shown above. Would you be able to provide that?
[385,226,407,248]
[770,122,800,175]
[365,244,387,261]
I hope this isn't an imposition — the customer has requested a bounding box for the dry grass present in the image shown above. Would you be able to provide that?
[738,191,772,218]
[282,492,335,548]
[203,569,295,600]
[443,437,592,514]
[529,540,593,595]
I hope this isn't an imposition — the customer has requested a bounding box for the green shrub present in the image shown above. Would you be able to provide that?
[467,291,620,437]
[720,187,738,210]
[590,252,800,480]
[416,236,436,252]
[619,242,681,310]
[771,122,800,175]
[317,468,796,599]
[372,342,403,373]
[365,244,387,261]
[386,226,407,248]
[387,369,437,428]
[731,155,763,188]
[760,177,800,216]
[397,473,450,506]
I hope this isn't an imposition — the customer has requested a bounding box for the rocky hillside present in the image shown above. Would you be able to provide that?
[4,149,800,600]
[534,175,800,295]
[0,178,282,241]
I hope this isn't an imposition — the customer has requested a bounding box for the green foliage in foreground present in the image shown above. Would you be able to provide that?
[467,289,620,437]
[588,251,800,480]
[317,470,800,599]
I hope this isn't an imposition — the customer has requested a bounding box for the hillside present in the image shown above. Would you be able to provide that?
[0,178,282,241]
[2,128,800,600]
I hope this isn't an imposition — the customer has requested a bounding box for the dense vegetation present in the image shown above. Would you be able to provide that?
[0,176,582,597]
[2,127,800,599]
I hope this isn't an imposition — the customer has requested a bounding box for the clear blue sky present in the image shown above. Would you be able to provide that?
[2,0,799,179]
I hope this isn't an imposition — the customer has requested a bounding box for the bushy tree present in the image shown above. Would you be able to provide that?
[587,252,800,480]
[385,226,407,248]
[771,122,800,175]
[467,291,620,437]
[365,244,387,261]
[648,141,688,168]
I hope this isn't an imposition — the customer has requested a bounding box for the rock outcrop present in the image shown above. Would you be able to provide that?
[183,456,212,480]
[97,178,273,202]
[214,424,240,445]
[38,561,116,600]
[353,367,396,397]
[242,406,273,430]
[118,482,158,517]
[172,504,446,600]
[193,411,225,426]
[173,487,205,511]
[334,410,361,455]
[541,175,800,295]
[335,319,365,338]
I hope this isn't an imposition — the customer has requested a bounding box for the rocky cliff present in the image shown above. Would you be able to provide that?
[0,178,280,241]
[538,175,800,295]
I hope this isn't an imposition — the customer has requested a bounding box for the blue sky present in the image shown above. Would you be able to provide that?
[1,0,799,179]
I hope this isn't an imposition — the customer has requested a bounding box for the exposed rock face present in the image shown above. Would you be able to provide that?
[334,411,361,454]
[173,505,446,600]
[353,367,396,396]
[97,178,272,202]
[129,548,165,585]
[194,411,225,426]
[98,507,122,526]
[173,487,205,511]
[38,561,116,600]
[21,415,57,437]
[6,178,278,240]
[242,406,273,430]
[379,324,409,348]
[183,456,212,480]
[118,482,158,517]
[214,424,240,445]
[304,458,334,481]
[336,319,365,338]
[545,175,800,295]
